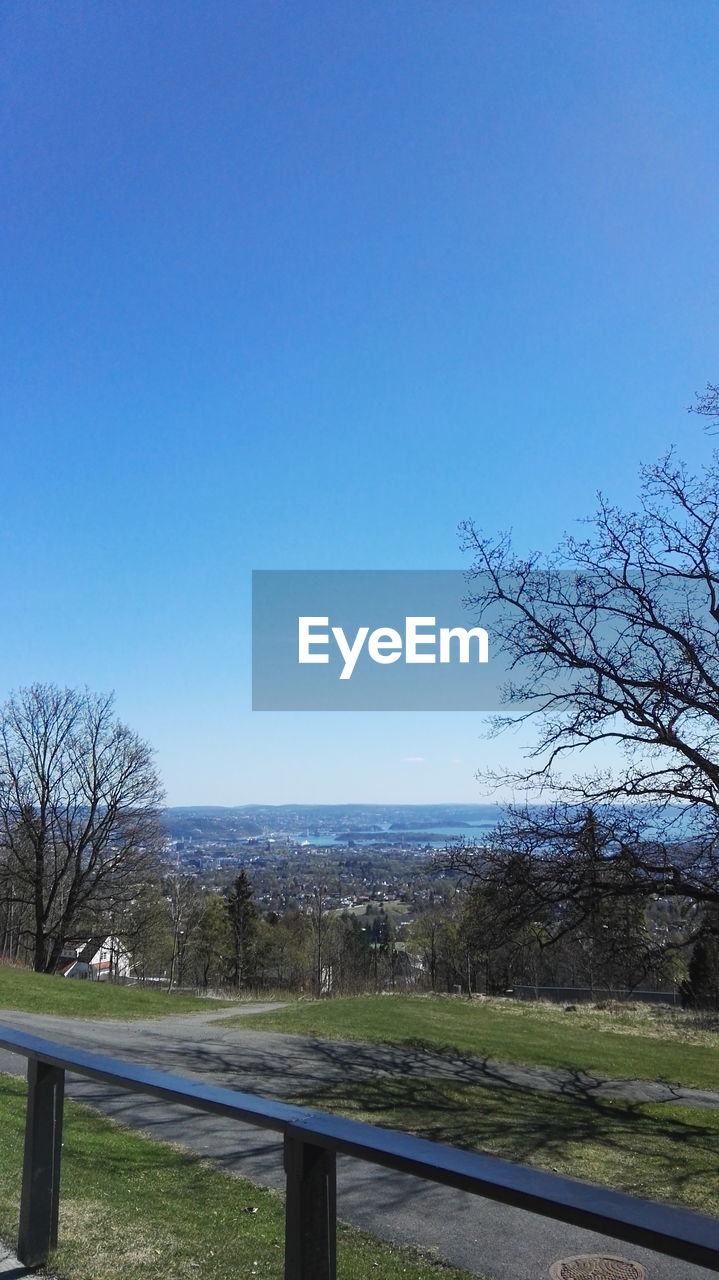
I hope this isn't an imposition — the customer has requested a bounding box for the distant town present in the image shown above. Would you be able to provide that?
[161,803,500,913]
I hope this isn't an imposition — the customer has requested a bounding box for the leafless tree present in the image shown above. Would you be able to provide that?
[690,382,719,432]
[457,439,719,911]
[310,883,331,996]
[167,869,202,990]
[0,684,164,972]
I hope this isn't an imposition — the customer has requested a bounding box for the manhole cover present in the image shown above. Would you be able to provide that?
[549,1257,648,1280]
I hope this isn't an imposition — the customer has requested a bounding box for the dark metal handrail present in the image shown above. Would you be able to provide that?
[1,1025,717,1277]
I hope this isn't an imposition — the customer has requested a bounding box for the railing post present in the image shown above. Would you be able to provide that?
[18,1058,65,1268]
[283,1130,336,1280]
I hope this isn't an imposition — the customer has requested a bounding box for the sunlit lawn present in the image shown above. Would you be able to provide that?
[0,963,236,1020]
[237,994,719,1090]
[0,1074,479,1280]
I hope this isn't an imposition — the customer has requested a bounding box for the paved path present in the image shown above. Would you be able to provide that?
[0,1005,716,1280]
[0,1240,36,1279]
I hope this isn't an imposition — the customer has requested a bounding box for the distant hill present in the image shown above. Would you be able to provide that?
[161,804,502,844]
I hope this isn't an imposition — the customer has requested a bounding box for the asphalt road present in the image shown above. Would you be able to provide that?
[0,1005,716,1280]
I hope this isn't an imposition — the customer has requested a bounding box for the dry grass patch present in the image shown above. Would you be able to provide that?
[480,996,719,1049]
[57,1201,178,1275]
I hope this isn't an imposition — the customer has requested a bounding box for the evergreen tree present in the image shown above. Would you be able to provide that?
[191,894,233,988]
[684,936,719,1010]
[226,870,258,990]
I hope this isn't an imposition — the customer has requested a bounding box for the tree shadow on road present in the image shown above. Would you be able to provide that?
[292,1052,719,1219]
[15,1020,717,1223]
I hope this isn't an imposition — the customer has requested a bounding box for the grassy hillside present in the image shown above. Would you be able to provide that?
[0,964,235,1020]
[237,994,719,1091]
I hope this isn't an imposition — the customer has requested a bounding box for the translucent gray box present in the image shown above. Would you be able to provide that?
[252,570,508,711]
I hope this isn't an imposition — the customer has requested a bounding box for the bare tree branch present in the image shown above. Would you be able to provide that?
[0,684,165,971]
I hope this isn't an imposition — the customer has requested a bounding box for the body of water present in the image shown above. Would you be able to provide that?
[300,824,497,848]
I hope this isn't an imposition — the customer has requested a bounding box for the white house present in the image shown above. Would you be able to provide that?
[55,936,133,981]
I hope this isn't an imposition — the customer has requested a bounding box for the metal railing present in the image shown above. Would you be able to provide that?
[1,1025,718,1278]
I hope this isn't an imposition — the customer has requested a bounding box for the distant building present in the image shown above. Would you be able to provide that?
[55,936,133,981]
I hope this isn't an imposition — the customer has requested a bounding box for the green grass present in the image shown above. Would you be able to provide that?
[0,1075,479,1280]
[300,1074,719,1218]
[0,963,236,1020]
[236,994,719,1090]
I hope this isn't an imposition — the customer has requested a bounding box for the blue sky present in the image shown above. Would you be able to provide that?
[1,0,717,804]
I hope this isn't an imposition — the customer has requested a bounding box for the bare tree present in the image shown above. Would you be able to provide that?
[690,382,719,432]
[442,805,679,974]
[458,437,719,911]
[167,869,202,990]
[0,684,164,972]
[310,883,331,996]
